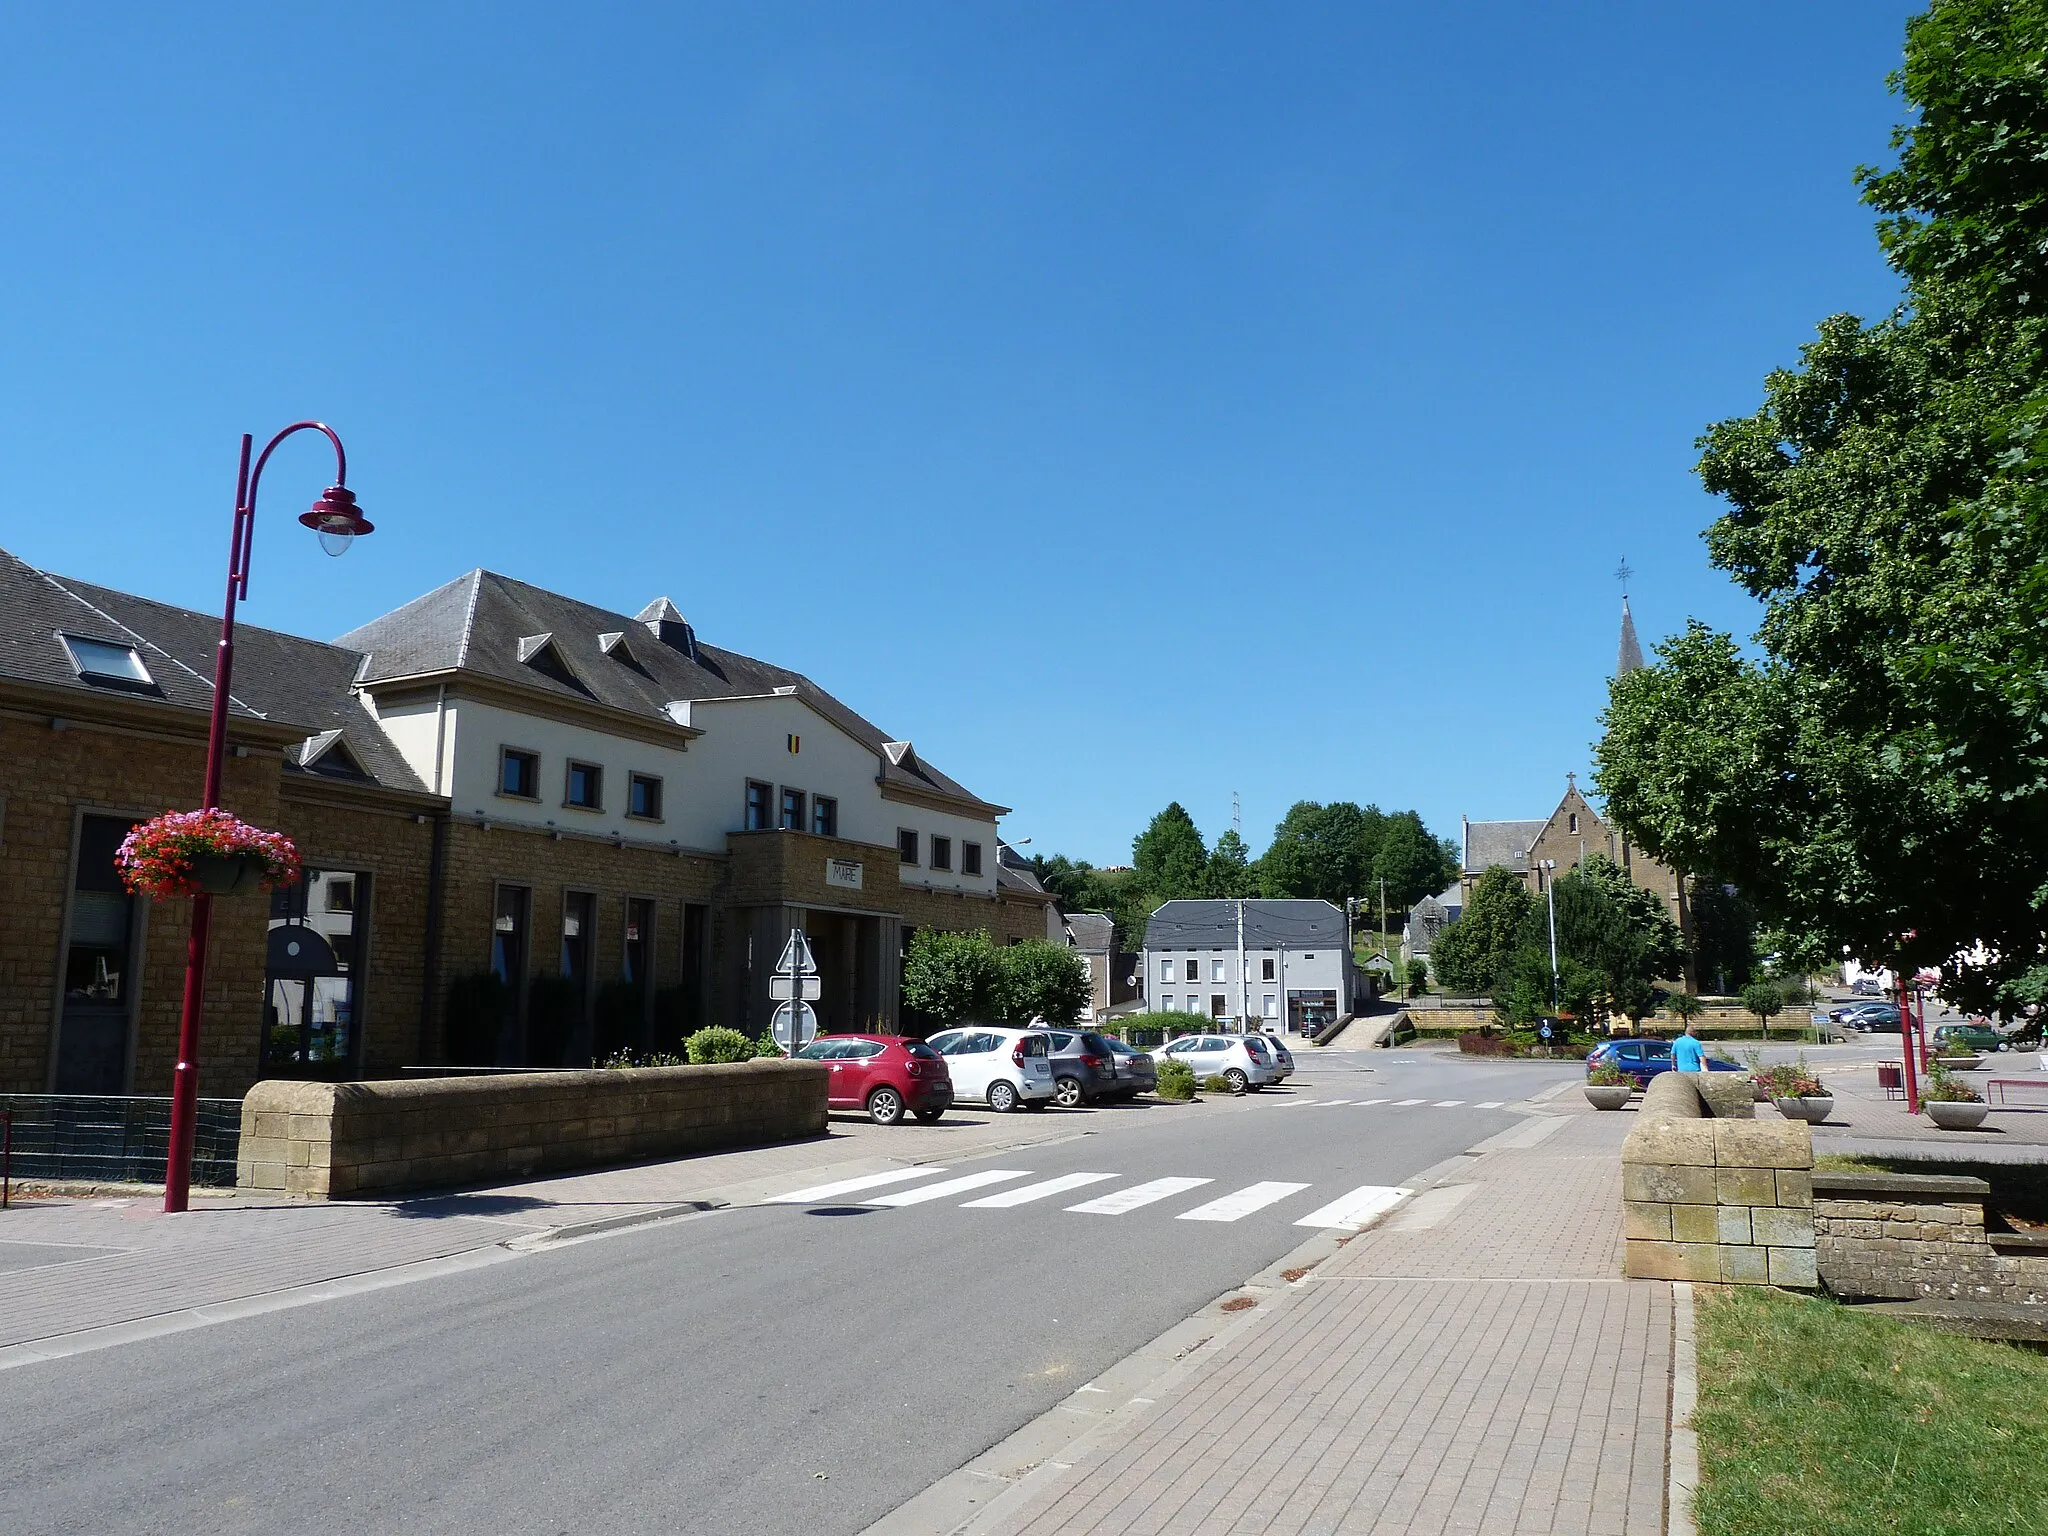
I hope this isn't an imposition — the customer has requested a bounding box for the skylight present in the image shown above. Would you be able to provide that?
[58,633,156,691]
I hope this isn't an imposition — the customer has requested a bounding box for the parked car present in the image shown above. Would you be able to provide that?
[793,1033,954,1125]
[1931,1021,2005,1053]
[1041,1028,1125,1106]
[1152,1033,1285,1093]
[924,1026,1056,1112]
[1831,1002,1903,1032]
[1261,1034,1296,1081]
[1852,976,1884,996]
[1101,1036,1156,1099]
[1585,1038,1745,1089]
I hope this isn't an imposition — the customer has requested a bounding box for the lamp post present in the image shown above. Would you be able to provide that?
[1541,860,1560,1013]
[162,423,371,1215]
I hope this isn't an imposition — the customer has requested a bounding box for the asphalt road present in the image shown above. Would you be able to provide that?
[1,1051,1578,1536]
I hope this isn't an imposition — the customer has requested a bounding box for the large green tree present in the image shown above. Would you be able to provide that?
[1428,867,1535,995]
[996,940,1093,1029]
[901,928,1004,1023]
[1258,801,1384,903]
[1132,803,1209,902]
[1594,1,2048,1013]
[1372,811,1460,911]
[1204,828,1260,898]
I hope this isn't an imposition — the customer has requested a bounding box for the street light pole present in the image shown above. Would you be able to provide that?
[1542,859,1559,1013]
[163,423,371,1215]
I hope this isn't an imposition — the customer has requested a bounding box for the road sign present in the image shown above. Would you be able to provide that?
[768,974,823,1002]
[772,1002,819,1050]
[775,931,818,976]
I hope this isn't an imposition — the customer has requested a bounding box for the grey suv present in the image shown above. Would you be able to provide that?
[1043,1028,1123,1107]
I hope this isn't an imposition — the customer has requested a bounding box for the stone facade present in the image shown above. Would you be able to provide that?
[1814,1171,2048,1306]
[236,1058,829,1198]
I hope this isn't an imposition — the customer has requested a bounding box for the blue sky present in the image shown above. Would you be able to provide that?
[0,3,1917,866]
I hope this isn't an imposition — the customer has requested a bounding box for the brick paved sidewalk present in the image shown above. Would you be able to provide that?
[983,1103,1673,1536]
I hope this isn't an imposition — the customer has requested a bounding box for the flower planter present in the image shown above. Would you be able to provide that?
[191,853,262,896]
[1583,1084,1633,1111]
[1772,1094,1833,1124]
[1925,1099,1989,1131]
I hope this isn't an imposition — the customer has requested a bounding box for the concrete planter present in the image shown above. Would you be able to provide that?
[1584,1084,1633,1111]
[1772,1095,1833,1124]
[1925,1099,1989,1131]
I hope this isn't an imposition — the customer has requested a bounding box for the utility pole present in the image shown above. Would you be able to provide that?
[1542,859,1559,1012]
[1378,878,1386,948]
[1236,898,1248,1031]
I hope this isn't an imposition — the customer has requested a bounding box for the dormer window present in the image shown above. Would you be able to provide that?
[58,633,156,692]
[516,633,584,692]
[598,631,648,674]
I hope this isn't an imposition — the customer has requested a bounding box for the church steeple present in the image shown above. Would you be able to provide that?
[1617,596,1644,676]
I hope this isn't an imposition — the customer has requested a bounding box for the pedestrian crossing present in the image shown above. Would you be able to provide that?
[767,1167,1413,1229]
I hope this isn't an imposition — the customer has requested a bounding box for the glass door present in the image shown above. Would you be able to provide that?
[53,815,142,1093]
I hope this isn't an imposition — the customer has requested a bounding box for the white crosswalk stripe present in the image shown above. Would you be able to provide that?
[1393,1098,1426,1106]
[866,1170,1033,1206]
[769,1168,949,1204]
[1360,1098,1389,1105]
[1475,1101,1504,1109]
[1294,1184,1410,1229]
[1176,1181,1311,1223]
[960,1172,1115,1208]
[1066,1176,1212,1215]
[1433,1100,1464,1107]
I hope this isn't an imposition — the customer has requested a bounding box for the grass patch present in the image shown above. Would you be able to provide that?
[1694,1287,2048,1535]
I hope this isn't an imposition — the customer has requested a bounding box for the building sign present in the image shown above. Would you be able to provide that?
[825,858,863,891]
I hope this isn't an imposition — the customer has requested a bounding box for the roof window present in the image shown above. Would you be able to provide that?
[58,633,156,692]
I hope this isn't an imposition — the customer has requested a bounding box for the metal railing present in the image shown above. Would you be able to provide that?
[0,1094,242,1188]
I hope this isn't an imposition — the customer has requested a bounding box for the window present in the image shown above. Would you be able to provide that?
[53,814,142,1094]
[565,761,602,810]
[263,869,369,1078]
[58,633,156,691]
[745,780,772,831]
[624,897,655,985]
[1161,996,1176,1013]
[779,787,804,830]
[492,885,531,986]
[1184,958,1199,982]
[812,796,838,837]
[561,891,596,998]
[1211,958,1225,982]
[1262,957,1276,982]
[628,773,662,820]
[1160,958,1174,982]
[962,841,982,876]
[899,828,919,865]
[1264,994,1278,1019]
[499,748,539,799]
[1211,995,1227,1017]
[1569,812,1579,834]
[929,836,952,872]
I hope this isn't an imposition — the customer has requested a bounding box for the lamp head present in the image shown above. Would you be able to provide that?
[299,485,373,557]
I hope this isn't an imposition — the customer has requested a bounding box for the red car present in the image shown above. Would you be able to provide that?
[795,1033,954,1125]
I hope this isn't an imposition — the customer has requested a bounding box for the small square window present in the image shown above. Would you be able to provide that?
[899,829,919,865]
[812,796,838,838]
[1160,958,1174,982]
[565,761,602,809]
[1184,958,1198,982]
[628,773,662,820]
[500,748,539,799]
[962,841,982,876]
[779,787,804,831]
[58,633,156,691]
[745,780,772,831]
[1211,958,1225,982]
[929,836,952,872]
[1262,957,1276,981]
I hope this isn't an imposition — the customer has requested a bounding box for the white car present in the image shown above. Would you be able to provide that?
[1152,1033,1285,1093]
[925,1026,1057,1112]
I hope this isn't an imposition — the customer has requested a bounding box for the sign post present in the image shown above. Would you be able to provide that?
[770,927,821,1053]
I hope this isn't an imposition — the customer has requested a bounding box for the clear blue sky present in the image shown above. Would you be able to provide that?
[0,3,1917,867]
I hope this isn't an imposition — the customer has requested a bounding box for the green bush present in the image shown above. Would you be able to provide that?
[602,1048,686,1068]
[754,1031,783,1059]
[684,1026,756,1064]
[1115,1010,1212,1050]
[1202,1073,1234,1094]
[1154,1058,1197,1100]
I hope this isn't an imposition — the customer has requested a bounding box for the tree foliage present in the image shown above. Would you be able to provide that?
[1204,829,1260,897]
[1132,803,1209,902]
[901,927,1006,1023]
[997,939,1092,1029]
[1258,801,1381,903]
[1371,811,1461,911]
[1429,868,1536,995]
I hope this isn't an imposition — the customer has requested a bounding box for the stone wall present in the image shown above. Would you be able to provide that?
[237,1058,829,1199]
[1621,1071,1817,1287]
[1814,1171,2048,1306]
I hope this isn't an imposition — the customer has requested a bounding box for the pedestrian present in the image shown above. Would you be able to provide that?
[1672,1019,1706,1073]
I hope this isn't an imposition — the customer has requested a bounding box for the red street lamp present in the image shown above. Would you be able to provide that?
[163,423,371,1214]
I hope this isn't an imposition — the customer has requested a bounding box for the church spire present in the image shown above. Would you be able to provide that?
[1614,557,1643,676]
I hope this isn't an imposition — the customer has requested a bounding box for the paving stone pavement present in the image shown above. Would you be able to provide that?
[990,1104,1672,1536]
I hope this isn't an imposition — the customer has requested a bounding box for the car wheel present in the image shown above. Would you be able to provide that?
[1224,1069,1248,1095]
[913,1106,945,1124]
[1054,1075,1085,1108]
[867,1086,905,1126]
[987,1080,1019,1114]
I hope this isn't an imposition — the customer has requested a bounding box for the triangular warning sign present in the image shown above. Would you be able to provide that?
[776,930,818,976]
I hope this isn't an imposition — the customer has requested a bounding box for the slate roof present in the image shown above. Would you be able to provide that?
[1462,819,1544,876]
[337,569,999,815]
[0,548,426,793]
[1143,899,1348,951]
[1065,912,1115,952]
[997,841,1048,896]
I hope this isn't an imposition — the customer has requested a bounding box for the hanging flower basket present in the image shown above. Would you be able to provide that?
[115,809,301,899]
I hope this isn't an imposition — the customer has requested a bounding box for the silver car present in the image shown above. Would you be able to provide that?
[1152,1033,1285,1093]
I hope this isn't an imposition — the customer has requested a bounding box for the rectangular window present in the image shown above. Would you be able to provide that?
[745,780,772,831]
[1184,958,1199,982]
[1264,994,1278,1019]
[624,897,655,986]
[492,885,531,986]
[779,787,804,831]
[1211,995,1227,1018]
[1161,996,1175,1014]
[1160,958,1174,982]
[1262,957,1276,982]
[52,814,142,1094]
[962,841,982,876]
[811,796,838,837]
[564,760,602,809]
[628,773,662,820]
[500,748,538,799]
[263,869,369,1078]
[899,828,919,865]
[1211,958,1225,982]
[929,836,952,872]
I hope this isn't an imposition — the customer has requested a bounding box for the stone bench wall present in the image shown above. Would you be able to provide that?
[1621,1071,1817,1288]
[1815,1171,2048,1306]
[237,1060,830,1199]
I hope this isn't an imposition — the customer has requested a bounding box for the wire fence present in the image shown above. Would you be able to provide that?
[0,1094,242,1188]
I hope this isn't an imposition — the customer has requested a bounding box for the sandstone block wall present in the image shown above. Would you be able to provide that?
[1814,1170,2048,1306]
[236,1058,829,1199]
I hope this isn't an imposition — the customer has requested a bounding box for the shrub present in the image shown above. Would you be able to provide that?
[1459,1030,1513,1057]
[1755,1056,1827,1098]
[684,1026,757,1064]
[996,939,1091,1027]
[1586,1063,1633,1088]
[1115,1011,1213,1049]
[1155,1058,1197,1100]
[754,1031,783,1059]
[444,971,509,1066]
[1405,957,1430,998]
[1920,1059,1983,1104]
[901,928,1004,1021]
[602,1048,686,1068]
[1202,1073,1235,1094]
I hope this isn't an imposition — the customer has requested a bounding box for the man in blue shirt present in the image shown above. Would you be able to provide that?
[1672,1021,1706,1073]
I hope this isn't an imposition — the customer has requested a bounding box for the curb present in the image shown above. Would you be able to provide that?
[516,1200,725,1247]
[1668,1281,1699,1536]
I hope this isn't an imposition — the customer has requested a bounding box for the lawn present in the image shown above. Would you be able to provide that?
[1694,1287,2048,1535]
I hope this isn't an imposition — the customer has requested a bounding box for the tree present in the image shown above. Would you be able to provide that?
[997,940,1092,1028]
[1594,3,2048,1014]
[901,928,1004,1023]
[1740,980,1785,1041]
[1372,811,1460,911]
[1427,867,1536,995]
[1405,957,1430,998]
[1132,803,1208,902]
[1204,829,1260,898]
[1666,992,1705,1030]
[1258,801,1383,903]
[1690,882,1759,996]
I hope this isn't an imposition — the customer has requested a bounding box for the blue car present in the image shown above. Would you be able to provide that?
[1587,1038,1743,1088]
